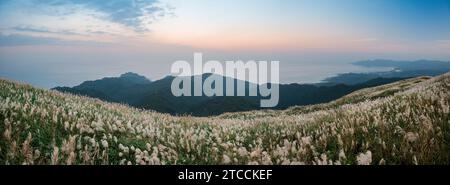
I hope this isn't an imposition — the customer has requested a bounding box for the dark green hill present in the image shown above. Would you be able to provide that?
[53,73,408,116]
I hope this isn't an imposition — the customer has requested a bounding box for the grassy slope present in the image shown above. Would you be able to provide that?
[0,73,449,165]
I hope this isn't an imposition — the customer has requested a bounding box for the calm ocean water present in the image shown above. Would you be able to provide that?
[0,60,392,89]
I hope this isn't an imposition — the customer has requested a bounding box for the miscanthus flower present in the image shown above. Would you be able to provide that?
[222,154,231,164]
[0,73,448,165]
[405,132,419,143]
[237,147,248,157]
[101,140,108,148]
[379,159,386,165]
[357,151,372,165]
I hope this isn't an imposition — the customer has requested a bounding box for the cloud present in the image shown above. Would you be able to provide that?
[12,25,80,35]
[0,0,169,32]
[0,33,109,47]
[352,38,378,42]
[436,39,450,43]
[26,0,169,32]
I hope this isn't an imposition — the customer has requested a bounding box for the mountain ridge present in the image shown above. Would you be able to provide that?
[53,73,407,116]
[52,60,450,116]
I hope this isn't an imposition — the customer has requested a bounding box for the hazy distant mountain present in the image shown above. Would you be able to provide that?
[353,59,450,70]
[323,59,450,85]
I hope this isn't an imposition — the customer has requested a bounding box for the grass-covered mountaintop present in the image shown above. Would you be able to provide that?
[0,73,449,165]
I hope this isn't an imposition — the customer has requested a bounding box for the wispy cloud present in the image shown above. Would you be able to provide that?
[0,33,110,47]
[352,38,379,42]
[65,0,165,32]
[436,39,450,43]
[12,25,80,35]
[9,0,170,32]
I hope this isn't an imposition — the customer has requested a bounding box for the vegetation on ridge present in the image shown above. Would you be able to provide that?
[0,73,449,165]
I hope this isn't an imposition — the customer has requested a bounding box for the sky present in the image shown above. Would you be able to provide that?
[1,0,450,88]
